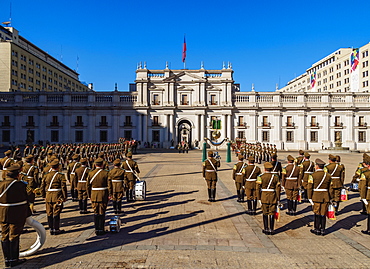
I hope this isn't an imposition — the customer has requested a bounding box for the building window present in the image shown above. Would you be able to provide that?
[51,130,59,142]
[210,95,217,105]
[51,116,59,126]
[124,130,132,140]
[334,116,341,127]
[100,116,107,126]
[262,116,269,127]
[26,116,34,127]
[310,116,317,127]
[334,131,342,142]
[125,116,132,126]
[152,94,160,105]
[363,51,369,58]
[344,78,349,84]
[181,94,189,105]
[262,131,269,142]
[238,116,244,126]
[286,116,294,127]
[363,81,369,87]
[364,61,369,68]
[310,131,318,142]
[153,116,159,126]
[363,71,369,78]
[2,130,10,142]
[75,116,83,126]
[100,130,108,142]
[152,130,160,142]
[75,131,83,142]
[359,131,366,142]
[237,131,245,139]
[286,131,294,142]
[359,116,366,127]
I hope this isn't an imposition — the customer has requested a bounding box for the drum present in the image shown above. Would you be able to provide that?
[134,181,146,200]
[351,183,359,191]
[109,216,121,233]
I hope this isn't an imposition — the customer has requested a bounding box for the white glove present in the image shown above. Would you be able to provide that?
[308,199,314,205]
[362,199,369,205]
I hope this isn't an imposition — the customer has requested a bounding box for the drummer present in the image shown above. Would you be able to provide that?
[121,152,140,202]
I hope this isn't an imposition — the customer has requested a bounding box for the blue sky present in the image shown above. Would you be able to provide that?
[1,0,370,92]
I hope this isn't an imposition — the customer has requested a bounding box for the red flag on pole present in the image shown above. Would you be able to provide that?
[182,36,187,63]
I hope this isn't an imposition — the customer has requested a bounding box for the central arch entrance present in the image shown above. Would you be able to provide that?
[177,119,192,145]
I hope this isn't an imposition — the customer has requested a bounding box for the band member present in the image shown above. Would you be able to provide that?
[0,164,30,267]
[66,154,81,202]
[352,153,369,214]
[75,158,91,214]
[282,155,300,215]
[295,150,305,166]
[87,158,109,235]
[122,152,140,202]
[324,154,345,214]
[203,151,220,202]
[108,159,125,214]
[243,156,261,214]
[0,150,14,180]
[232,155,246,203]
[299,152,315,202]
[307,158,332,236]
[270,154,282,180]
[40,159,67,235]
[20,155,40,214]
[359,156,370,234]
[257,162,281,235]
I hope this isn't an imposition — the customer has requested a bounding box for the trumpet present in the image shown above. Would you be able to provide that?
[33,188,43,197]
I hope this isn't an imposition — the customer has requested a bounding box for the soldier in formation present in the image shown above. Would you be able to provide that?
[203,150,220,202]
[282,155,300,215]
[243,156,261,214]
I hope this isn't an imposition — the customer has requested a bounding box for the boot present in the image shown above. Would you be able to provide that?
[71,188,75,201]
[98,214,106,235]
[286,200,292,215]
[361,201,368,215]
[361,215,370,235]
[74,190,79,202]
[335,201,340,215]
[9,237,26,267]
[117,199,123,214]
[269,215,275,235]
[130,189,135,202]
[211,189,216,202]
[47,216,54,235]
[79,200,83,214]
[262,214,269,234]
[252,200,257,215]
[240,190,245,202]
[94,214,99,235]
[53,215,65,235]
[1,240,10,268]
[236,190,241,202]
[112,201,117,214]
[320,215,326,236]
[246,200,252,214]
[310,214,319,235]
[292,200,298,215]
[125,190,130,202]
[82,199,89,214]
[208,189,212,202]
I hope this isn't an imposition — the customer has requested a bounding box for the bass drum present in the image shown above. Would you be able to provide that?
[20,216,46,257]
[134,181,146,201]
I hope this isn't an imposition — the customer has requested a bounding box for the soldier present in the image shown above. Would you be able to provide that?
[324,154,345,214]
[359,156,370,234]
[87,158,109,235]
[122,152,140,202]
[0,164,30,267]
[232,155,246,203]
[295,150,305,166]
[299,152,315,202]
[20,155,40,214]
[0,150,14,180]
[243,156,261,214]
[66,154,81,202]
[108,159,125,214]
[203,150,220,202]
[282,155,301,215]
[75,158,91,214]
[307,158,332,236]
[257,162,281,235]
[40,159,67,235]
[352,153,369,214]
[270,154,282,180]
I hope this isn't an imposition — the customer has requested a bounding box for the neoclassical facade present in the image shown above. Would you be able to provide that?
[1,66,370,151]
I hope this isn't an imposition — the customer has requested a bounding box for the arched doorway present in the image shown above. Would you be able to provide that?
[177,119,192,145]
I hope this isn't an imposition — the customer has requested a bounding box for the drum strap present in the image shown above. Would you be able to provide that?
[126,160,140,181]
[0,180,17,198]
[89,169,102,184]
[208,159,217,173]
[247,165,257,180]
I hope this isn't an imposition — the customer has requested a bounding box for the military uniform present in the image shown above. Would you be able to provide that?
[324,155,345,213]
[0,151,14,180]
[232,158,246,202]
[307,158,332,235]
[0,164,30,267]
[122,153,140,202]
[203,151,220,202]
[243,157,261,214]
[257,162,281,235]
[282,155,301,215]
[299,153,315,202]
[359,165,370,234]
[108,159,125,214]
[20,155,39,213]
[270,156,282,180]
[75,158,91,214]
[87,158,109,235]
[66,155,81,202]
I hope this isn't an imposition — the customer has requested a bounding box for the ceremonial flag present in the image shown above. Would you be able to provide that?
[310,70,317,91]
[350,48,360,92]
[182,36,187,63]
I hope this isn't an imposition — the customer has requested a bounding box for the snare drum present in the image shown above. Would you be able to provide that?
[134,181,146,200]
[351,183,359,191]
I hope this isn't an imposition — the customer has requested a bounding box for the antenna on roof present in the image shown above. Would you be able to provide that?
[76,55,79,72]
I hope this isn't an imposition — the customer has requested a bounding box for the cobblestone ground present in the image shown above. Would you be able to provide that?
[1,149,370,268]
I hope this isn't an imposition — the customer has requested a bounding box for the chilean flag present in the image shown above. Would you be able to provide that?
[182,36,187,63]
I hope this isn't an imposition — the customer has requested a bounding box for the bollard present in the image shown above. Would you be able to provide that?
[226,142,231,163]
[202,142,207,162]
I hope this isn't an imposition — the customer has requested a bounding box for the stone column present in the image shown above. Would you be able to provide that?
[169,114,174,143]
[195,114,200,141]
[200,114,205,141]
[222,114,227,139]
[227,114,232,139]
[143,114,148,143]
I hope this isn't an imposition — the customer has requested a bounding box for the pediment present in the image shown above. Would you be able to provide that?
[163,71,207,82]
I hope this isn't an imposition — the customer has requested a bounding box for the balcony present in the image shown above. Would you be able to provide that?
[99,122,108,127]
[236,122,248,129]
[209,101,218,105]
[286,122,295,129]
[261,122,271,129]
[152,101,161,106]
[50,122,59,127]
[26,122,35,127]
[1,122,10,127]
[309,122,319,128]
[152,122,161,127]
[334,122,343,129]
[74,122,84,127]
[358,122,368,129]
[180,101,189,105]
[124,122,132,127]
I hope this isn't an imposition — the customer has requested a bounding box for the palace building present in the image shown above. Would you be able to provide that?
[0,25,369,151]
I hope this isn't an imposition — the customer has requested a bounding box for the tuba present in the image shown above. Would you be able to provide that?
[19,217,46,257]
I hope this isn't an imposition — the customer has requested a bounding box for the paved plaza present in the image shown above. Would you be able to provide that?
[1,149,370,268]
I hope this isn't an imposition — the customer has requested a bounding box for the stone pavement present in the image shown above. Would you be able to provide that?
[2,149,370,268]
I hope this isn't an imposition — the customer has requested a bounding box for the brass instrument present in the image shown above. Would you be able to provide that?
[33,188,43,197]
